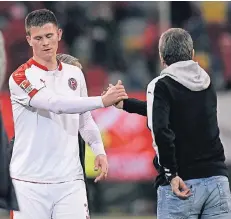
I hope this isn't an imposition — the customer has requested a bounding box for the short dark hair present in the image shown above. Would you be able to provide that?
[25,9,58,35]
[159,28,193,66]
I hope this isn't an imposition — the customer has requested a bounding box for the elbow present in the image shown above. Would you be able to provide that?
[154,127,166,146]
[154,127,175,146]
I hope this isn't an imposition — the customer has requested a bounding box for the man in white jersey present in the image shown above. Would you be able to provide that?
[8,9,128,219]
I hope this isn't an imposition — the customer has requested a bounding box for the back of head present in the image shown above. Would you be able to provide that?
[56,54,82,69]
[25,9,58,35]
[159,28,193,66]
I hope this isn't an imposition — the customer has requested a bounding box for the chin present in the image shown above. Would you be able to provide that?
[43,53,55,61]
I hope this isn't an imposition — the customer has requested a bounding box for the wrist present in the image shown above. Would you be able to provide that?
[94,148,106,157]
[96,153,107,157]
[123,99,128,110]
[165,172,178,183]
[119,100,124,109]
[101,96,106,107]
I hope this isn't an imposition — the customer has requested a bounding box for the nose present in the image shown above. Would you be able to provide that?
[42,38,49,47]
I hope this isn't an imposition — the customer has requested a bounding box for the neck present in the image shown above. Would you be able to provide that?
[33,55,58,71]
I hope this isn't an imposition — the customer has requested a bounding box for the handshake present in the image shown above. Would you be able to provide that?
[56,54,127,109]
[101,80,127,109]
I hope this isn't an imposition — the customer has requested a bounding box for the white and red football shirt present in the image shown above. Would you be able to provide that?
[9,58,105,183]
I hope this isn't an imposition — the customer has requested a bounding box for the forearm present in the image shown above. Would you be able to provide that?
[154,128,177,175]
[150,80,177,179]
[79,112,106,156]
[123,98,147,116]
[30,88,104,114]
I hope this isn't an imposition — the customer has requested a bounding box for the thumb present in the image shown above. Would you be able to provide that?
[179,179,189,191]
[117,80,122,85]
[109,84,113,88]
[94,158,99,171]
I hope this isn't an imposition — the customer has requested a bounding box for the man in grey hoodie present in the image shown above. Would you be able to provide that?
[112,28,231,219]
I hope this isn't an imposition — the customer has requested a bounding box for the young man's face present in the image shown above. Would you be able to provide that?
[26,23,62,61]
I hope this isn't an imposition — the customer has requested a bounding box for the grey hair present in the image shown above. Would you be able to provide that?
[159,28,193,66]
[56,53,82,69]
[0,31,6,90]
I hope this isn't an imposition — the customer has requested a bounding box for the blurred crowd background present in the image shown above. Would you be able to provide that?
[0,1,231,218]
[2,1,231,93]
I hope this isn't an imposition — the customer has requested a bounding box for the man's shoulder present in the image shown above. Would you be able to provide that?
[11,59,35,78]
[61,62,84,79]
[10,59,35,86]
[147,75,168,90]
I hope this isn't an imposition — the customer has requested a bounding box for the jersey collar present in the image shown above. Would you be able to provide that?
[28,58,63,71]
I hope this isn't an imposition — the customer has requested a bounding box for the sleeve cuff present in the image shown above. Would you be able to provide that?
[91,143,106,156]
[123,99,129,111]
[97,96,104,107]
[165,172,178,183]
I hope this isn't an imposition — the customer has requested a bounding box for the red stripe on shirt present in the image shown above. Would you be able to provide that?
[12,60,38,98]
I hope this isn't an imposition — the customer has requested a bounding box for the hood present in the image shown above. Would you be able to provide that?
[0,32,6,91]
[160,60,210,91]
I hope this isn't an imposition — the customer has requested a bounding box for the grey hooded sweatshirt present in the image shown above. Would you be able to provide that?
[160,60,210,91]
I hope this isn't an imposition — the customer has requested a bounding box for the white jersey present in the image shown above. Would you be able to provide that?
[9,58,106,183]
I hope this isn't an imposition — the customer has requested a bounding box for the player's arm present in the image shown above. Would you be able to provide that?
[78,71,108,182]
[9,72,126,114]
[122,98,147,116]
[79,112,105,155]
[78,71,105,156]
[151,80,177,182]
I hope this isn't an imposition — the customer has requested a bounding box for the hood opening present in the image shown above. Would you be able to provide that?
[160,60,211,91]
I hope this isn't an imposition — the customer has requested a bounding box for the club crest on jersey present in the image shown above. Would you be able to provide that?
[68,78,77,90]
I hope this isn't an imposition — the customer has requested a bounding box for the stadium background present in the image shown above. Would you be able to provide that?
[0,1,231,218]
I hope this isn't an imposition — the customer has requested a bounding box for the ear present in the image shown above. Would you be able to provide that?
[159,52,165,67]
[26,35,32,47]
[57,28,63,41]
[192,49,195,59]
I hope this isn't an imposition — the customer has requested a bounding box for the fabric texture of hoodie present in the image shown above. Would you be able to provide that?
[160,60,210,91]
[146,60,228,187]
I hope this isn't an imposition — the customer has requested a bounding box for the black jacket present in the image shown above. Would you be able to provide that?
[123,60,228,187]
[0,114,18,210]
